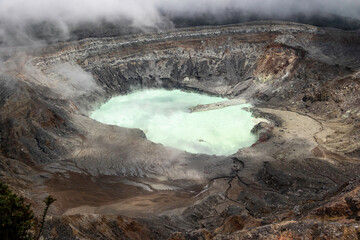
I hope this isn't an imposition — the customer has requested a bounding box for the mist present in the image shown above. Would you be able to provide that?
[0,0,359,47]
[1,0,359,23]
[18,60,100,98]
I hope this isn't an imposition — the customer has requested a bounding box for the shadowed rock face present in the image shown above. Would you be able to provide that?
[1,21,360,239]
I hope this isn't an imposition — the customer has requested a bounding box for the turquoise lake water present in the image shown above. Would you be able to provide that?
[90,89,257,156]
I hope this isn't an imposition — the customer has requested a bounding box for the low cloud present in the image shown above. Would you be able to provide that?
[159,0,360,19]
[0,0,358,24]
[0,0,359,46]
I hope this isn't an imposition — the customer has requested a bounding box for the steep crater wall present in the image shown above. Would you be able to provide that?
[2,21,360,178]
[31,22,360,110]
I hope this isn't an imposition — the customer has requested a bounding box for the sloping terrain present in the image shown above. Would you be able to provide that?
[0,21,360,239]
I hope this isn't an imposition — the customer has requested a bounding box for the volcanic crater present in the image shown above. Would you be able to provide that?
[1,21,360,239]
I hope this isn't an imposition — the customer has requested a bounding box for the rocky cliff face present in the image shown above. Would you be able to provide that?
[1,21,360,239]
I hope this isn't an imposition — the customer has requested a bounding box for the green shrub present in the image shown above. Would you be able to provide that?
[0,182,56,240]
[0,182,34,240]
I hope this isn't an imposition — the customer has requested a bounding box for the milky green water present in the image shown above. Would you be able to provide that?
[90,89,257,156]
